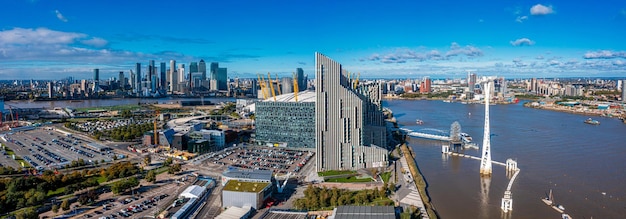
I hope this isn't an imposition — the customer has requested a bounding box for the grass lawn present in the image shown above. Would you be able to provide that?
[75,104,143,113]
[96,176,108,184]
[317,170,357,177]
[380,171,392,183]
[47,187,66,197]
[154,166,169,175]
[325,176,373,183]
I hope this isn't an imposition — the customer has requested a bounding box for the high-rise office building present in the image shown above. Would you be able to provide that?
[315,52,388,171]
[148,60,155,87]
[281,77,293,94]
[135,63,142,93]
[178,64,185,83]
[218,67,228,91]
[210,62,218,90]
[296,68,306,91]
[93,68,100,93]
[119,71,125,90]
[468,73,477,92]
[199,60,207,81]
[160,62,166,89]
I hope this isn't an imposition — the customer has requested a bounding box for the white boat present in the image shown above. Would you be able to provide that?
[459,133,472,143]
[542,189,554,206]
[562,214,572,219]
[416,119,424,125]
[552,205,565,213]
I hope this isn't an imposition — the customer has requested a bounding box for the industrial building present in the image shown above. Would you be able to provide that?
[315,52,389,171]
[222,180,272,209]
[170,177,215,219]
[221,166,273,186]
[254,91,316,148]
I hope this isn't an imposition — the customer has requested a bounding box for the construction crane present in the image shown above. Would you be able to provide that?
[275,74,282,95]
[293,72,299,102]
[257,74,269,100]
[268,72,277,102]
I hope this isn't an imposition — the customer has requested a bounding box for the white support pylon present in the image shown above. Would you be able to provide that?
[480,79,493,176]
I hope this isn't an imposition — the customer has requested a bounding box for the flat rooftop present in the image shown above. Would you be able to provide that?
[223,180,270,193]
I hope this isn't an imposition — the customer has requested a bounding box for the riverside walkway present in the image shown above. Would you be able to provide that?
[397,156,429,218]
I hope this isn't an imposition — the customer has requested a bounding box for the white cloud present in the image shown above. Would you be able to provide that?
[516,16,528,23]
[55,9,68,22]
[510,38,536,46]
[81,37,108,47]
[583,50,626,59]
[0,27,87,45]
[361,43,483,64]
[530,4,554,15]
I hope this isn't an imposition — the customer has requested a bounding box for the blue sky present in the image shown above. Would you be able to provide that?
[1,0,626,80]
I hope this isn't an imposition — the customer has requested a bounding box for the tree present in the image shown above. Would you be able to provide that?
[143,155,152,167]
[163,157,173,167]
[52,204,59,213]
[168,163,182,174]
[388,182,396,193]
[15,207,37,219]
[60,199,70,211]
[145,170,156,183]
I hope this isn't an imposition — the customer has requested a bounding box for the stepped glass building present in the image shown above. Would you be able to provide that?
[315,52,388,171]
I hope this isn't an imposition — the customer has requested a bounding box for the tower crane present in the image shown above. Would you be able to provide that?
[292,72,299,102]
[353,72,360,89]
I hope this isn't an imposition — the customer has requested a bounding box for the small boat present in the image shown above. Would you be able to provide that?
[552,205,565,213]
[416,119,424,125]
[561,214,572,219]
[584,118,600,125]
[459,133,473,143]
[542,189,554,206]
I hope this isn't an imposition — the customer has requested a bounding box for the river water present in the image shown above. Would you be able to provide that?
[385,99,626,219]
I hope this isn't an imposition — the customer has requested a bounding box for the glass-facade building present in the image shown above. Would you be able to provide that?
[255,100,315,148]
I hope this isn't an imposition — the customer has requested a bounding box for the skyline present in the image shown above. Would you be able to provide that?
[1,0,626,80]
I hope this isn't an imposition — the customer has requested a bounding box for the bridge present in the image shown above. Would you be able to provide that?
[400,128,451,141]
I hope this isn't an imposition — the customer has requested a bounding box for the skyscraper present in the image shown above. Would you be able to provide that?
[296,68,306,91]
[169,60,177,93]
[199,60,207,81]
[315,52,388,171]
[93,68,100,93]
[160,62,166,89]
[210,62,218,90]
[135,63,142,93]
[218,67,228,91]
[148,60,155,87]
[119,71,125,90]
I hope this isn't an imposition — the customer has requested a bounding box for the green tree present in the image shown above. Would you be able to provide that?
[60,199,70,211]
[143,155,152,167]
[163,157,173,167]
[168,163,182,174]
[388,182,396,193]
[15,207,38,219]
[52,204,59,213]
[145,170,156,183]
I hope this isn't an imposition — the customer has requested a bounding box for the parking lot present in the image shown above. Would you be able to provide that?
[202,146,314,175]
[0,127,115,171]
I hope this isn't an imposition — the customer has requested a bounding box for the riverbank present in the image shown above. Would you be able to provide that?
[523,101,626,121]
[400,143,438,219]
[383,95,515,105]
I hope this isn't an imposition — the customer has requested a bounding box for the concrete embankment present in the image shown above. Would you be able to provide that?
[400,143,438,219]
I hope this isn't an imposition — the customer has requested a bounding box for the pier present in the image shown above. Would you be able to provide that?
[400,128,451,141]
[441,147,520,213]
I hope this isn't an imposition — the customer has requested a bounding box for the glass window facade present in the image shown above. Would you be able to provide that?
[255,101,315,148]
